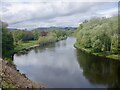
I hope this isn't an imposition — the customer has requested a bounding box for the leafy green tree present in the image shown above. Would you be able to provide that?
[22,31,34,41]
[81,35,91,48]
[12,30,24,44]
[92,39,102,52]
[111,34,118,54]
[1,21,14,58]
[47,32,57,43]
[75,16,118,56]
[98,32,111,51]
[32,30,39,40]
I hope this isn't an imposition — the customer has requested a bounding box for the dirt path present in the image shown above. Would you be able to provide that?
[0,59,44,88]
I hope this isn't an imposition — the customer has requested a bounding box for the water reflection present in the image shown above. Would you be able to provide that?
[33,43,56,54]
[14,37,120,88]
[76,49,120,88]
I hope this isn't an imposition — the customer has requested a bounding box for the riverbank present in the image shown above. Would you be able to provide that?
[14,37,67,54]
[0,59,45,88]
[14,40,39,53]
[74,43,119,60]
[1,36,67,88]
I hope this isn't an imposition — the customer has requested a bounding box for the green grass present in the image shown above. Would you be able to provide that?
[106,55,119,60]
[14,40,39,52]
[74,43,119,60]
[14,36,66,53]
[93,52,119,60]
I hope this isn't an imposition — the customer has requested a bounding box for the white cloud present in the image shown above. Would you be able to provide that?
[1,1,118,29]
[2,0,120,2]
[97,7,118,18]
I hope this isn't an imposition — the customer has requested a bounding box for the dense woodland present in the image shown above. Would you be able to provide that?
[75,16,119,59]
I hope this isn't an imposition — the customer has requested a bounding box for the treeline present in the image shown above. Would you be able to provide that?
[12,30,39,45]
[12,29,67,45]
[1,21,74,59]
[38,30,67,45]
[75,16,119,59]
[12,29,74,46]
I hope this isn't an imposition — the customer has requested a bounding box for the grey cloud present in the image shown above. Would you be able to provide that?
[1,2,118,29]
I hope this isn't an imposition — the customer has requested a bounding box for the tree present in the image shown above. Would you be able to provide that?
[22,31,34,41]
[81,35,91,48]
[12,30,24,44]
[32,30,39,40]
[111,34,118,54]
[1,21,14,58]
[75,16,118,55]
[92,39,102,52]
[98,32,111,51]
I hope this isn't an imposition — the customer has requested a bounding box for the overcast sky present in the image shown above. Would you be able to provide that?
[1,0,118,30]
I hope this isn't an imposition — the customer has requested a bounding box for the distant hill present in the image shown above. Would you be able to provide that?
[7,28,19,31]
[33,27,77,32]
[7,27,77,32]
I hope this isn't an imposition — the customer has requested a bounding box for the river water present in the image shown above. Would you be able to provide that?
[14,37,120,88]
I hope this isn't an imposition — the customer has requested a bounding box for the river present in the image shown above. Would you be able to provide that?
[14,37,120,88]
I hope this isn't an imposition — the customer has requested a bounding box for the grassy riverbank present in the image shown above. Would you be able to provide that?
[14,41,39,52]
[1,22,69,88]
[74,16,119,61]
[74,43,119,60]
[14,36,67,53]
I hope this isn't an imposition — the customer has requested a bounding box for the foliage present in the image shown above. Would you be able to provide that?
[14,40,38,52]
[12,30,39,45]
[75,16,118,57]
[111,34,119,54]
[22,31,34,41]
[92,39,102,52]
[32,30,39,40]
[38,32,57,45]
[52,30,67,40]
[14,30,68,52]
[2,20,74,59]
[1,21,14,59]
[12,30,24,44]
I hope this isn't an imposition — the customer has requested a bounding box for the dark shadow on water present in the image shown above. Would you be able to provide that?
[76,49,120,88]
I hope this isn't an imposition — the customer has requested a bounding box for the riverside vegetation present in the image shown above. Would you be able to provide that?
[1,20,74,88]
[0,15,119,88]
[1,20,74,60]
[74,16,119,60]
[12,30,68,54]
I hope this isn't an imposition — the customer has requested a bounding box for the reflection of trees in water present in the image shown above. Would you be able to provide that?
[15,51,29,56]
[15,43,56,56]
[61,40,66,47]
[33,43,56,53]
[76,49,120,88]
[55,40,66,47]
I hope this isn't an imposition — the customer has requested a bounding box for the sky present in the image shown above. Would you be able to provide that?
[0,0,119,30]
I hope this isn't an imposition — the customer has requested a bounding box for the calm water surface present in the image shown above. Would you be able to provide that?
[14,37,120,88]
